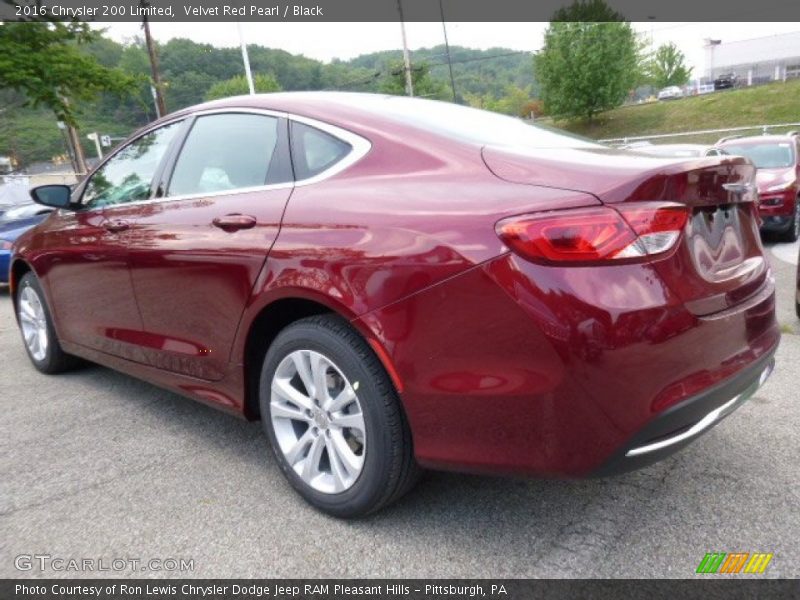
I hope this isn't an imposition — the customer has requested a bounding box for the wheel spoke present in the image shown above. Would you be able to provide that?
[325,436,349,492]
[38,328,48,354]
[330,411,365,433]
[330,429,363,474]
[326,385,355,412]
[310,352,330,405]
[284,428,314,465]
[270,400,309,422]
[301,435,325,482]
[19,312,36,328]
[272,377,314,411]
[291,351,315,397]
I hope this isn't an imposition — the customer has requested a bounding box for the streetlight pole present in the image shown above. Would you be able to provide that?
[397,0,414,97]
[439,0,457,102]
[237,21,256,95]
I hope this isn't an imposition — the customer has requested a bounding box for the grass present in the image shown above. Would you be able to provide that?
[549,80,800,143]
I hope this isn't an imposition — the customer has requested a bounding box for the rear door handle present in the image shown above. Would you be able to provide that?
[103,219,130,233]
[212,214,257,232]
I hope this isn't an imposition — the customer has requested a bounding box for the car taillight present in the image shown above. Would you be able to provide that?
[496,202,688,265]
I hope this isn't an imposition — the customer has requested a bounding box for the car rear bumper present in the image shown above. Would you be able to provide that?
[592,350,775,476]
[357,252,781,478]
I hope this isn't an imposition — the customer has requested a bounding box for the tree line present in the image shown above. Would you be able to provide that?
[0,0,693,168]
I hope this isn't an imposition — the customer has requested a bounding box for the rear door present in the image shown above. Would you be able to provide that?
[120,110,294,380]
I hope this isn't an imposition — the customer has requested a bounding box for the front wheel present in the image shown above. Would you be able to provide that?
[259,314,420,517]
[16,272,81,374]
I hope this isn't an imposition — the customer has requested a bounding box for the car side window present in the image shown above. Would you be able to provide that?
[167,114,282,197]
[82,122,181,210]
[290,122,352,180]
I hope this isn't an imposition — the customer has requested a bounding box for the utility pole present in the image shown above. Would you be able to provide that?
[237,22,256,94]
[397,0,414,97]
[66,123,88,176]
[438,0,457,102]
[141,1,167,118]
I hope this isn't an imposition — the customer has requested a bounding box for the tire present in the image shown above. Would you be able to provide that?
[779,198,800,243]
[16,272,81,374]
[259,314,420,517]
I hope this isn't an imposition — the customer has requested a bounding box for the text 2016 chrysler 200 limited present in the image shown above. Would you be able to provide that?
[11,93,779,517]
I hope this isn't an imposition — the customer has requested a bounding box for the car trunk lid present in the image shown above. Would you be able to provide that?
[483,145,766,316]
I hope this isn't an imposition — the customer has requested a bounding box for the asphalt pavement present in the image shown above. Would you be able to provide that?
[1,241,798,579]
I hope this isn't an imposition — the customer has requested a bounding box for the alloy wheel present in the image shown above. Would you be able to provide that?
[270,349,366,494]
[18,286,49,362]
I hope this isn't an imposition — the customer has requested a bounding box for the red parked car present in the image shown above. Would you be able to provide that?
[716,133,800,242]
[11,94,779,517]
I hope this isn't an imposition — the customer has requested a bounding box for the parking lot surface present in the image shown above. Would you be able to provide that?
[1,241,798,579]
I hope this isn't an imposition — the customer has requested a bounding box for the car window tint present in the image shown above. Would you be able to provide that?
[168,114,280,196]
[291,122,351,180]
[721,143,795,169]
[82,122,181,209]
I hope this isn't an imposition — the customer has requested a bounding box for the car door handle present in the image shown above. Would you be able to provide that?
[103,220,130,233]
[212,214,257,232]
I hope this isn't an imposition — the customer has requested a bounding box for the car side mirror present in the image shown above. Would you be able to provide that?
[30,184,73,209]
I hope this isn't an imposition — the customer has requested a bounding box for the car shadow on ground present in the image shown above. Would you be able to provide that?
[55,355,755,555]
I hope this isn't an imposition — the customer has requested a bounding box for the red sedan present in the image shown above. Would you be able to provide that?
[11,94,779,517]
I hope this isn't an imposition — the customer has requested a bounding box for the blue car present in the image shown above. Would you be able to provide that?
[0,214,49,283]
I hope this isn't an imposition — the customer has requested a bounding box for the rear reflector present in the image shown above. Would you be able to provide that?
[496,202,688,264]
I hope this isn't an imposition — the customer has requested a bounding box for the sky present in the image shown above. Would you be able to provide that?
[96,21,800,77]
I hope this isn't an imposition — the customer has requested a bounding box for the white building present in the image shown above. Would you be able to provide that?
[704,31,800,84]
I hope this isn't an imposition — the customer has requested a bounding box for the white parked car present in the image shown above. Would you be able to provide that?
[0,202,53,223]
[657,86,684,100]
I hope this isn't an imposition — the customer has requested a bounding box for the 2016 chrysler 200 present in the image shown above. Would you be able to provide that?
[11,93,779,517]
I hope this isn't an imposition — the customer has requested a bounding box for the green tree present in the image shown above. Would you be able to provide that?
[380,61,449,100]
[204,73,282,101]
[534,0,641,120]
[0,22,135,126]
[646,42,692,89]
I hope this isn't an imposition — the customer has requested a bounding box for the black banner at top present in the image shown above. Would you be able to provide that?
[2,0,800,22]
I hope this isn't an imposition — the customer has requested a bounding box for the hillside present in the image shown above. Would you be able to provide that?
[0,35,536,167]
[556,80,800,143]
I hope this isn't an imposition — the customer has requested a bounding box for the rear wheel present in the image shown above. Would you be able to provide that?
[259,314,420,517]
[16,272,81,374]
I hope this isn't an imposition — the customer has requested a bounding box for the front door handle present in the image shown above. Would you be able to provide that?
[104,219,130,233]
[212,214,257,232]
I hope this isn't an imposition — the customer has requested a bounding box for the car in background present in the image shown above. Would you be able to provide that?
[10,93,779,516]
[714,73,738,90]
[0,214,50,284]
[657,86,684,100]
[0,203,53,223]
[716,134,800,241]
[634,144,718,158]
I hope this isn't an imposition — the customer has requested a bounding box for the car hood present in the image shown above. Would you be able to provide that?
[481,144,754,204]
[755,167,796,193]
[0,214,49,242]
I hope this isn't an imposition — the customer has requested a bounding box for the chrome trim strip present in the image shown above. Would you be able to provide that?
[625,362,773,457]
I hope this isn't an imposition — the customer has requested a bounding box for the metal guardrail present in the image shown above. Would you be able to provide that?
[600,122,800,144]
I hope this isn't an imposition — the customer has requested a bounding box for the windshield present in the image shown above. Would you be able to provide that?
[721,142,795,168]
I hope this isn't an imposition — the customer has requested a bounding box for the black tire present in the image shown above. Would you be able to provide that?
[779,198,800,243]
[16,272,82,374]
[259,314,420,518]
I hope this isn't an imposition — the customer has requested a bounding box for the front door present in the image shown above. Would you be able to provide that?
[120,111,294,380]
[43,120,184,356]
